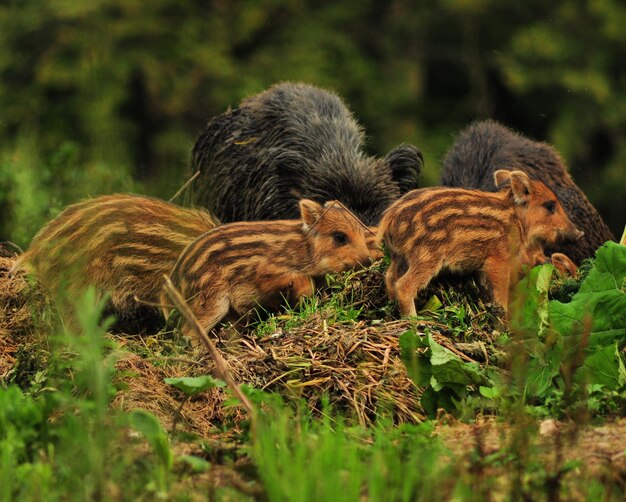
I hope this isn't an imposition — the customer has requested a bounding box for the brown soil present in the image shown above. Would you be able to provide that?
[435,416,626,498]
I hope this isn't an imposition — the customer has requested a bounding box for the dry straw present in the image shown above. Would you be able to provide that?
[112,264,504,434]
[0,255,50,379]
[3,252,502,434]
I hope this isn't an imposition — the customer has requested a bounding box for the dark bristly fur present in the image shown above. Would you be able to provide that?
[379,170,583,317]
[188,82,424,225]
[441,120,614,264]
[15,194,219,329]
[164,199,372,336]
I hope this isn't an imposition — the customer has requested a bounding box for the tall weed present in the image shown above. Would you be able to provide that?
[253,404,449,502]
[0,289,173,501]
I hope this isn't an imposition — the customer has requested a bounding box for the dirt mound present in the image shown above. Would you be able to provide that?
[111,262,506,432]
[3,257,506,431]
[112,319,425,433]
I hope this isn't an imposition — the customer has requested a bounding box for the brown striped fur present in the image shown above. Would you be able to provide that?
[163,199,371,336]
[15,194,219,326]
[379,170,583,316]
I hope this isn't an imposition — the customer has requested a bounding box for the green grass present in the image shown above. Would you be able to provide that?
[3,245,626,500]
[0,290,178,501]
[253,409,447,502]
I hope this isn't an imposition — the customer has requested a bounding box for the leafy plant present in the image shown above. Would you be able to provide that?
[399,242,626,418]
[164,375,226,396]
[516,242,626,409]
[399,329,494,418]
[550,242,626,349]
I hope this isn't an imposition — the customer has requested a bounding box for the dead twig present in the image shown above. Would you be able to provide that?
[169,171,200,203]
[162,276,257,432]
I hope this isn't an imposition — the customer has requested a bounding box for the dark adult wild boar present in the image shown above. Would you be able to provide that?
[164,199,371,337]
[379,170,583,317]
[441,120,613,264]
[188,82,423,225]
[15,194,219,330]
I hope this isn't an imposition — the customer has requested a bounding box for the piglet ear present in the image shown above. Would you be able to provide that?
[509,170,533,204]
[493,169,512,188]
[299,199,324,230]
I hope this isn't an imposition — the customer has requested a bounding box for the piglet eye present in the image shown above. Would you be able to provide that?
[332,231,349,246]
[543,200,556,214]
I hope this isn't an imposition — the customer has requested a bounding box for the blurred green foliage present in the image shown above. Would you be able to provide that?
[1,0,624,247]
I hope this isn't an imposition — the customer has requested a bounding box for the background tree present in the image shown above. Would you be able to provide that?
[1,0,623,246]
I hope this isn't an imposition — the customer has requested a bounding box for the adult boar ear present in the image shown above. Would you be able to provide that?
[509,170,533,204]
[385,144,423,194]
[274,150,306,182]
[299,199,324,230]
[273,150,307,196]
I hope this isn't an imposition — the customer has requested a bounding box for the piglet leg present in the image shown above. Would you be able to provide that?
[483,256,510,310]
[394,265,434,318]
[187,295,231,338]
[288,273,315,303]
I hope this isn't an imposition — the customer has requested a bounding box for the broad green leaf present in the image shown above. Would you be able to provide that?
[618,348,626,387]
[421,295,443,313]
[525,354,560,397]
[427,334,489,387]
[536,264,554,333]
[430,376,466,397]
[580,343,623,390]
[419,386,458,419]
[511,263,554,337]
[479,386,501,399]
[549,242,626,349]
[164,376,226,396]
[399,331,492,416]
[419,387,439,418]
[399,330,432,387]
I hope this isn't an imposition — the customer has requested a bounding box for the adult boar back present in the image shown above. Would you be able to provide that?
[441,120,614,264]
[189,82,423,225]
